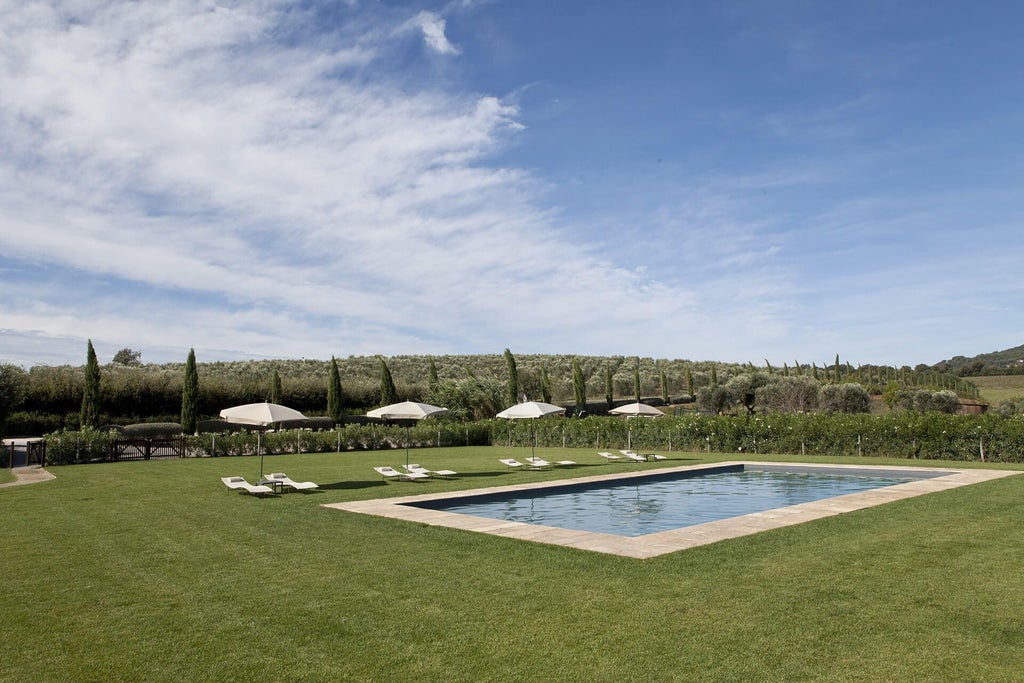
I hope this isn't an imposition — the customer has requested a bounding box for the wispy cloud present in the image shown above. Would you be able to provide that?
[1,1,1021,370]
[410,11,460,55]
[0,1,694,365]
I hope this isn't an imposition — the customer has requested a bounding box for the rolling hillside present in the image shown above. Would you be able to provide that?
[934,344,1024,375]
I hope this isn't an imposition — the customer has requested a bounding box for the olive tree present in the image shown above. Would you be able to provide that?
[756,375,821,413]
[722,372,771,415]
[820,383,870,413]
[111,347,142,366]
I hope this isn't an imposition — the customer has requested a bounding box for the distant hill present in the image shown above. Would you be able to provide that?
[933,344,1024,376]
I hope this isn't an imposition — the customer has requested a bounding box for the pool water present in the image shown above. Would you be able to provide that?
[411,464,942,537]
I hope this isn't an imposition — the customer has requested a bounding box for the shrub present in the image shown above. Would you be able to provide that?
[44,427,113,465]
[122,423,183,438]
[820,384,870,414]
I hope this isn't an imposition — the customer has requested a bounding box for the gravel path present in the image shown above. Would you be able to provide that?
[0,466,56,488]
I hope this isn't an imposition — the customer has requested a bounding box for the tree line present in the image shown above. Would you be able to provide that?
[0,344,988,438]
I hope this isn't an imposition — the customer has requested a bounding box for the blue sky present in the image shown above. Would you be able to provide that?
[1,0,1022,368]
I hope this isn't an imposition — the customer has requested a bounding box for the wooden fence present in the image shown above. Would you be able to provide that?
[111,437,186,461]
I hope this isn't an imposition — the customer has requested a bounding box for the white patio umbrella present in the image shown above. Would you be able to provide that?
[495,401,566,458]
[366,401,448,467]
[609,402,663,450]
[219,402,308,481]
[609,402,665,418]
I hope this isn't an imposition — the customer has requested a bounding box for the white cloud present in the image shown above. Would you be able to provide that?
[0,1,702,366]
[1,1,1021,372]
[413,11,460,55]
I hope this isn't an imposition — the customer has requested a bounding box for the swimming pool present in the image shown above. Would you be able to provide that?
[409,464,944,537]
[325,462,1018,558]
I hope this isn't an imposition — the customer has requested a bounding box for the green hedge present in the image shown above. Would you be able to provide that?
[186,421,491,457]
[44,428,115,465]
[489,413,1024,462]
[43,413,1024,464]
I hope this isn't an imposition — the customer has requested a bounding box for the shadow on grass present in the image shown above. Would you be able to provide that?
[317,480,389,491]
[449,471,508,479]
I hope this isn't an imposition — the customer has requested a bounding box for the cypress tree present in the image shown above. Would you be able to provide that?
[710,364,718,387]
[572,357,586,414]
[660,367,669,403]
[504,348,519,405]
[833,354,841,383]
[540,364,552,404]
[181,348,199,435]
[270,368,282,403]
[378,357,397,405]
[605,364,614,409]
[633,358,641,402]
[685,366,693,398]
[428,357,439,393]
[80,339,101,428]
[327,357,343,421]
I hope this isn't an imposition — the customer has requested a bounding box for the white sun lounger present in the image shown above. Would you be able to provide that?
[374,466,429,481]
[598,451,622,461]
[221,476,274,496]
[620,450,648,462]
[499,458,525,469]
[264,472,319,491]
[405,464,457,478]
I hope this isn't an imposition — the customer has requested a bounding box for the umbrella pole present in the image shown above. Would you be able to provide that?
[405,425,410,468]
[258,431,264,482]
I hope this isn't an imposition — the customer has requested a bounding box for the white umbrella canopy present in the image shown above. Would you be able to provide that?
[218,402,309,483]
[366,401,448,466]
[609,402,665,418]
[496,401,566,457]
[220,402,308,425]
[496,401,566,420]
[366,401,449,420]
[609,402,663,450]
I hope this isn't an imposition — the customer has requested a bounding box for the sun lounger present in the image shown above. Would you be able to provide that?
[552,459,577,466]
[221,476,274,496]
[374,466,429,481]
[405,464,457,478]
[525,457,552,469]
[620,450,647,462]
[499,458,525,469]
[598,451,622,461]
[264,472,319,491]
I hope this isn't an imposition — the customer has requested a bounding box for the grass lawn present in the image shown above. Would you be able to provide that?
[971,375,1024,404]
[3,447,1024,682]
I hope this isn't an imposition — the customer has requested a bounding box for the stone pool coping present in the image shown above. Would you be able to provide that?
[322,461,1022,559]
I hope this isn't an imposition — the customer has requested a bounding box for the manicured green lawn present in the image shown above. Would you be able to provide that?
[0,467,15,484]
[2,448,1023,681]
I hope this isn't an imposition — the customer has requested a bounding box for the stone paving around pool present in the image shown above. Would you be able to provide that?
[323,462,1022,559]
